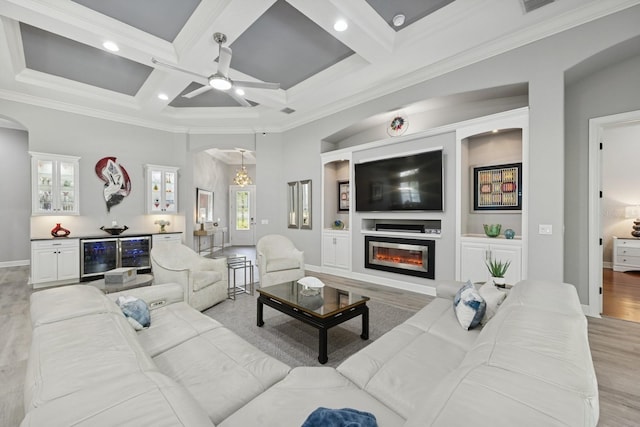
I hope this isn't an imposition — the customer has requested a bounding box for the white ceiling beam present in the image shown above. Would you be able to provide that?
[286,0,394,64]
[0,0,176,64]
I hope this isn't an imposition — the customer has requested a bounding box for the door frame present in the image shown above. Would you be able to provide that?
[228,185,256,246]
[588,109,640,317]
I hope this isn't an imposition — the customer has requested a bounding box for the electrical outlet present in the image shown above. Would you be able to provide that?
[539,224,553,235]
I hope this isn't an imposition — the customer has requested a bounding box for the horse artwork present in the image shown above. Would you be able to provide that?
[95,157,131,212]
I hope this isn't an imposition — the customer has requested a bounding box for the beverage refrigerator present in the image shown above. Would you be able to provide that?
[81,236,151,280]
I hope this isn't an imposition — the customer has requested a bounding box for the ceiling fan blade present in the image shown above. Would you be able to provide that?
[228,90,252,107]
[218,46,232,77]
[182,85,213,99]
[151,58,209,85]
[234,80,280,90]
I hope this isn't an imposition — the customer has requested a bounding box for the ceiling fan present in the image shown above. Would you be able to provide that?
[151,32,280,107]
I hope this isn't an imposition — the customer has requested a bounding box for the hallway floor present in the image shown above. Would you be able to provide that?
[602,268,640,323]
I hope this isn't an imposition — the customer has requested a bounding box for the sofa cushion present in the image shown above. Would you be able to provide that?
[20,371,214,427]
[153,326,291,424]
[266,257,300,272]
[453,281,486,330]
[192,270,222,291]
[25,312,157,411]
[218,367,405,427]
[338,298,479,419]
[135,301,223,357]
[30,284,121,327]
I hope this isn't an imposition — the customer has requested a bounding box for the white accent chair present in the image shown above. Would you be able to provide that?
[256,234,305,287]
[150,242,228,311]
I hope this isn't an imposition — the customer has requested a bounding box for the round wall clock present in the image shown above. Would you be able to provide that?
[387,114,408,136]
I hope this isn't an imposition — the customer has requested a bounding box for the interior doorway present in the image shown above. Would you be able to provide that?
[229,185,256,246]
[589,110,640,322]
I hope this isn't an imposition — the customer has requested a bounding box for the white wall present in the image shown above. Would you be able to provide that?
[601,123,640,263]
[0,126,30,264]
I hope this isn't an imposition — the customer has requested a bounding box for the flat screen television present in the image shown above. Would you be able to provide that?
[355,149,443,212]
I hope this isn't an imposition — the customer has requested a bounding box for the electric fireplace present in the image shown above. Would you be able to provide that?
[365,236,435,279]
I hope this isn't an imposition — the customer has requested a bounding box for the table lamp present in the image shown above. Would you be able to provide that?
[625,205,640,237]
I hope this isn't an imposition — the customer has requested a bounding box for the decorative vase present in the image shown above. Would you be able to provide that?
[50,223,70,238]
[332,220,345,230]
[483,224,501,237]
[504,228,515,239]
[492,276,506,288]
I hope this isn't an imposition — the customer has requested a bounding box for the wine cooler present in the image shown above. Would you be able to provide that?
[81,236,151,280]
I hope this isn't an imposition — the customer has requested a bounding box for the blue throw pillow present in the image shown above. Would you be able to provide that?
[302,407,378,427]
[453,281,486,330]
[116,296,150,330]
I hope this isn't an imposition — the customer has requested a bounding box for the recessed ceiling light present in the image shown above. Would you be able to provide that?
[392,14,406,27]
[334,19,348,32]
[492,129,499,133]
[235,88,245,96]
[102,41,119,52]
[157,93,169,101]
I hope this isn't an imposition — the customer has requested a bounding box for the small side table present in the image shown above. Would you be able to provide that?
[227,255,254,299]
[88,274,154,294]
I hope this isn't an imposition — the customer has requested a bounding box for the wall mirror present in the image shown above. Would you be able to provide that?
[196,188,213,224]
[300,179,312,230]
[287,181,299,228]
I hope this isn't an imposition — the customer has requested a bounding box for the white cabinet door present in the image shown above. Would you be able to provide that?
[334,234,350,269]
[145,165,179,214]
[31,152,80,215]
[31,248,59,284]
[322,234,337,266]
[57,245,80,281]
[490,244,522,285]
[460,242,490,283]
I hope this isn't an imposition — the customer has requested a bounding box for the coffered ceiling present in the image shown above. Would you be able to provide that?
[0,0,637,133]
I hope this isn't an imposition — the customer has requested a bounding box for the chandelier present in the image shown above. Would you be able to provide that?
[233,150,252,187]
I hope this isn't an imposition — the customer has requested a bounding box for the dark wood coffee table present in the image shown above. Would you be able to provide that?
[257,281,369,364]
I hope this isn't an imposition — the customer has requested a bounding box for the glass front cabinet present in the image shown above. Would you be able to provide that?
[145,164,178,214]
[30,152,80,215]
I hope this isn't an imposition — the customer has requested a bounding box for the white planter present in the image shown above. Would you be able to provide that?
[492,276,506,287]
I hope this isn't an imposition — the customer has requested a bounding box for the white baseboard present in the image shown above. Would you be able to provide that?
[0,259,30,268]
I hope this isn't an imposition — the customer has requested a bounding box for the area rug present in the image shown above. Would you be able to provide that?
[204,293,417,368]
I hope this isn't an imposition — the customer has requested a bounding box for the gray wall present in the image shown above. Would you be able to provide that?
[565,52,640,301]
[0,126,30,264]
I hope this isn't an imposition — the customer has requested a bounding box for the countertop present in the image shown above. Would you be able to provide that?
[31,231,183,241]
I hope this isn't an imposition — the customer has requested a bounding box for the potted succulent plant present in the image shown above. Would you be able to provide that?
[486,257,511,288]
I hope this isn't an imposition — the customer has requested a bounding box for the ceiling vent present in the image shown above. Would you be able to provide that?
[280,107,296,114]
[521,0,555,13]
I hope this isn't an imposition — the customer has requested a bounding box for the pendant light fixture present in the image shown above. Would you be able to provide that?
[233,149,252,187]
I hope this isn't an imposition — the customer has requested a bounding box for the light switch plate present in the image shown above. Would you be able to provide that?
[261,219,269,225]
[539,224,553,235]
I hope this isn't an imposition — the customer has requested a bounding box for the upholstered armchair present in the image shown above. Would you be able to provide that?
[256,234,305,287]
[150,243,228,311]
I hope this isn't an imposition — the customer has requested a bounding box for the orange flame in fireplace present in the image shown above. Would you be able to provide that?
[375,250,423,266]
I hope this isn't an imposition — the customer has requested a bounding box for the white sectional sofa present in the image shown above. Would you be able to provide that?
[22,279,599,426]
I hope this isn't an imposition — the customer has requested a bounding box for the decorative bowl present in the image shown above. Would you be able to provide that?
[483,224,501,237]
[100,225,129,235]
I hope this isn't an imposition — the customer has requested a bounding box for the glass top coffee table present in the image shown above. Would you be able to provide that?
[257,280,369,364]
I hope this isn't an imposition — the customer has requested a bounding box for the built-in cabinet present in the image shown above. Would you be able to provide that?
[145,164,178,213]
[152,232,183,245]
[323,230,350,269]
[460,237,522,285]
[31,239,80,287]
[30,152,80,215]
[455,108,529,283]
[321,152,352,272]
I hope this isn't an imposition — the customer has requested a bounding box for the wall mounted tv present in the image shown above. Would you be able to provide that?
[355,149,443,212]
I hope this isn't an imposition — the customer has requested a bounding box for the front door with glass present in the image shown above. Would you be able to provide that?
[229,185,256,246]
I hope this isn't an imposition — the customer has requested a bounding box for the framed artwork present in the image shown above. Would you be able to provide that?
[338,180,350,212]
[473,163,522,211]
[196,188,213,223]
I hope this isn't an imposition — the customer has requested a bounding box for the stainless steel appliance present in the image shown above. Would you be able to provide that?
[81,236,151,280]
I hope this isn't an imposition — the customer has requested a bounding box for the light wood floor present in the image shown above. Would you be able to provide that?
[602,268,640,322]
[2,264,640,426]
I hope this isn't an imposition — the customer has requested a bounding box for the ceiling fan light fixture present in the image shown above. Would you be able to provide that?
[210,74,232,91]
